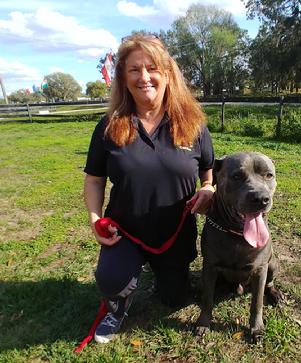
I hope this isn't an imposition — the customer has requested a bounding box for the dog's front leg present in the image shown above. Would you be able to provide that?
[265,255,283,306]
[195,262,217,336]
[249,264,268,343]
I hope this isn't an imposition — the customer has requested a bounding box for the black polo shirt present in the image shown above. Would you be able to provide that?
[84,113,214,261]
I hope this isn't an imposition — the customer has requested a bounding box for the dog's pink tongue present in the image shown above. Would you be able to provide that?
[243,213,269,248]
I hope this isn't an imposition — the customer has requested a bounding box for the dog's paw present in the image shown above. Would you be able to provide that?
[195,325,210,336]
[195,311,212,336]
[265,287,283,306]
[250,328,264,344]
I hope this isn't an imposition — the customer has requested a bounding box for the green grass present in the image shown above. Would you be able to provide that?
[0,120,301,362]
[204,104,301,142]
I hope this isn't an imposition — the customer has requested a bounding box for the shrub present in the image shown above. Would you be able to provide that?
[279,109,301,142]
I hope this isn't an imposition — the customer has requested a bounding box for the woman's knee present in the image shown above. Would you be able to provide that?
[95,239,144,297]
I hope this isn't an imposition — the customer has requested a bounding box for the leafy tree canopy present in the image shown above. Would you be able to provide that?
[8,89,44,104]
[44,72,81,101]
[245,0,301,93]
[160,4,249,96]
[86,80,108,99]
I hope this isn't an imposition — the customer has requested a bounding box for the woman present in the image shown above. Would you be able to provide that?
[84,33,215,343]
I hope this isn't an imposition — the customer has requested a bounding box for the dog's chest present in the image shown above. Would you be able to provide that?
[201,224,272,281]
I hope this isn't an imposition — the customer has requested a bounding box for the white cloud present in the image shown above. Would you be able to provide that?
[0,8,119,57]
[78,48,108,58]
[117,1,159,16]
[0,11,33,37]
[0,57,41,83]
[117,0,246,22]
[0,57,42,94]
[152,0,195,16]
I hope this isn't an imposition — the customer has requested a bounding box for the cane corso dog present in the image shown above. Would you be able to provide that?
[196,152,282,342]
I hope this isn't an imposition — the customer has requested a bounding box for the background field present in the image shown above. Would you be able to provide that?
[0,116,301,362]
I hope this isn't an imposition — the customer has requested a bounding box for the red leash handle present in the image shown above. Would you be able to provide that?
[94,218,115,238]
[94,198,197,254]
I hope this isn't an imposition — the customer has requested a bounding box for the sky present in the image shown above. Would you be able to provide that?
[0,0,261,96]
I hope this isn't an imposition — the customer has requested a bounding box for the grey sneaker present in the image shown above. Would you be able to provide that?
[94,297,132,344]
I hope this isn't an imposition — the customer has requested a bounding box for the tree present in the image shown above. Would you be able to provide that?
[86,80,108,99]
[43,72,81,101]
[206,25,250,94]
[160,4,250,96]
[249,27,286,94]
[244,0,301,93]
[8,89,44,103]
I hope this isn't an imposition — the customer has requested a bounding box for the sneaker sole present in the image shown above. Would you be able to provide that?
[94,332,115,344]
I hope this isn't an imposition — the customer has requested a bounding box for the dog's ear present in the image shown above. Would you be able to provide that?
[213,156,226,185]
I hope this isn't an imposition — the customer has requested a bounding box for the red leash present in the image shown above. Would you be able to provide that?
[94,198,196,254]
[74,198,196,352]
[74,300,107,353]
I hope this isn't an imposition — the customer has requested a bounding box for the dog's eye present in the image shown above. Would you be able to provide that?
[232,172,245,180]
[265,172,274,180]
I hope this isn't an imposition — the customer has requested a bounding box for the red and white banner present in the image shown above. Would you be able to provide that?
[101,52,113,87]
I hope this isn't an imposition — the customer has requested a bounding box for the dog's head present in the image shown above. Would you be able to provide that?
[213,152,276,214]
[213,152,276,248]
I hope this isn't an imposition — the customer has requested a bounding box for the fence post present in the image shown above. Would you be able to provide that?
[26,103,33,122]
[221,97,225,132]
[276,96,284,138]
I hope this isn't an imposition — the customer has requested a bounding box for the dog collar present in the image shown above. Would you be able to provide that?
[206,216,243,237]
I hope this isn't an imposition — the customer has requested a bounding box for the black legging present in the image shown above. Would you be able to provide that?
[95,237,190,307]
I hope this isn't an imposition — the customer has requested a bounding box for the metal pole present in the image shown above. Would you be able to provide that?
[221,96,225,132]
[0,77,9,104]
[276,96,284,138]
[26,103,33,122]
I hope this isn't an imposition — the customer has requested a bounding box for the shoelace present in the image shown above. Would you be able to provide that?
[100,312,122,329]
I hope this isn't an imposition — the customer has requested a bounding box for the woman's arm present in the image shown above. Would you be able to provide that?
[84,174,121,246]
[200,169,213,188]
[189,168,215,214]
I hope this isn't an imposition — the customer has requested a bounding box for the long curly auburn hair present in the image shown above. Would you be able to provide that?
[106,33,206,147]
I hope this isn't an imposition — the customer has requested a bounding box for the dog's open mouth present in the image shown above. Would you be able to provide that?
[243,212,269,248]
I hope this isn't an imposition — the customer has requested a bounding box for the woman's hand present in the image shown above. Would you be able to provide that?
[91,220,122,246]
[187,184,215,215]
[84,175,121,246]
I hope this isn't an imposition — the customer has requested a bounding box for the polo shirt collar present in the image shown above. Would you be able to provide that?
[131,111,169,131]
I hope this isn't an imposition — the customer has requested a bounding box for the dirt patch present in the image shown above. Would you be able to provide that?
[39,243,64,258]
[40,257,66,273]
[273,234,301,275]
[63,208,78,219]
[0,197,55,242]
[65,224,94,244]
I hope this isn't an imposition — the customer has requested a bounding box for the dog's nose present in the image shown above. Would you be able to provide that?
[248,192,270,207]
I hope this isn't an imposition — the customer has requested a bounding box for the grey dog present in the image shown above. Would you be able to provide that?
[196,152,282,343]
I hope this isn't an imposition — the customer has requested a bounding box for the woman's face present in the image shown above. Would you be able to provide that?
[124,49,168,110]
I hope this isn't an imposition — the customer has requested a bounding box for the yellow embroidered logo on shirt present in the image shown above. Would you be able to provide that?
[178,146,193,151]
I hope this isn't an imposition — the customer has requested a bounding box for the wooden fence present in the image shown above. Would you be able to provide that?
[0,100,108,123]
[0,98,300,139]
